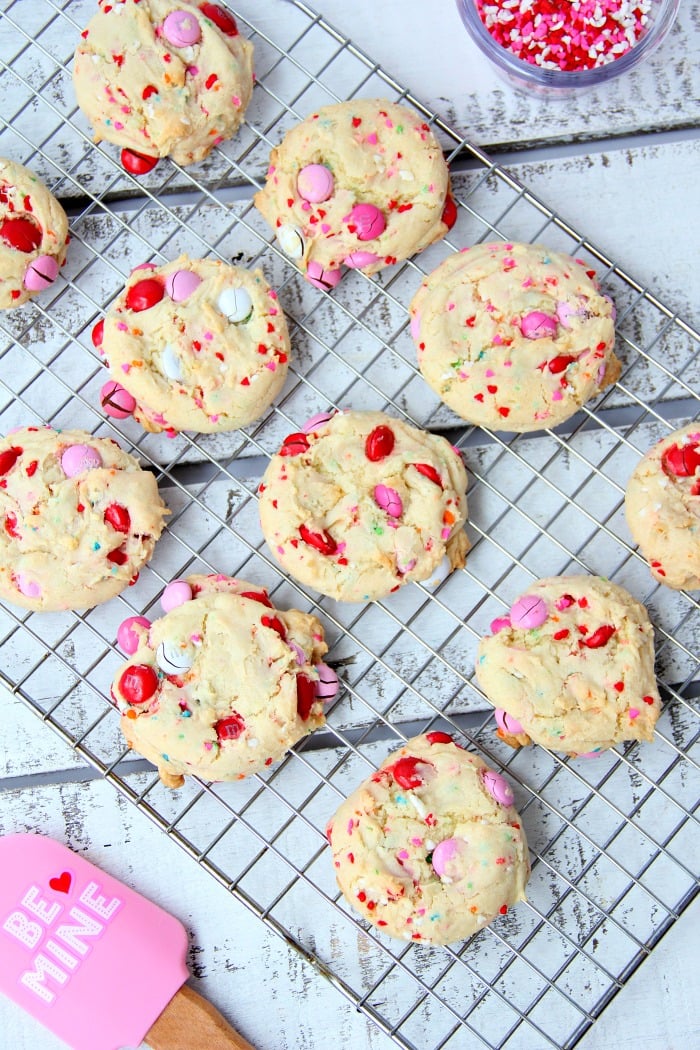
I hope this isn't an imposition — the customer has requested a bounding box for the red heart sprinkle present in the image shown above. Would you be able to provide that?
[142,84,158,100]
[49,871,72,894]
[351,116,362,127]
[643,695,655,705]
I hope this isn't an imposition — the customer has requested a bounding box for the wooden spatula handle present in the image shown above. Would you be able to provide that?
[146,983,255,1050]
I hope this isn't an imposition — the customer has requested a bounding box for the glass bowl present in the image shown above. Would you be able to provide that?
[455,0,681,97]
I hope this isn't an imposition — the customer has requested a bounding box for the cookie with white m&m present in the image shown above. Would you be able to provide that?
[254,98,454,287]
[0,426,167,612]
[96,255,290,434]
[476,576,661,756]
[73,0,254,170]
[258,409,469,602]
[113,573,338,787]
[0,158,68,310]
[327,733,529,944]
[625,423,700,591]
[409,241,620,432]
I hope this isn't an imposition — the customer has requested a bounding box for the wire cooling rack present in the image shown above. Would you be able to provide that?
[1,1,699,1048]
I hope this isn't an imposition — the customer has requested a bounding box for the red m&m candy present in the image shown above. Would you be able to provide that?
[662,442,700,478]
[441,194,457,231]
[279,432,310,457]
[0,215,41,252]
[200,2,238,34]
[365,425,395,462]
[91,318,105,349]
[296,674,316,720]
[118,664,159,704]
[215,713,246,741]
[391,756,430,790]
[0,446,22,476]
[412,462,443,487]
[126,278,164,312]
[299,523,337,555]
[121,148,159,176]
[104,503,131,534]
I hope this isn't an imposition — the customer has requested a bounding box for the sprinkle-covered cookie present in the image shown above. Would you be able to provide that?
[475,576,661,755]
[625,423,700,590]
[0,426,168,611]
[254,98,454,287]
[113,573,338,786]
[96,255,290,434]
[73,0,254,170]
[409,241,620,432]
[258,409,469,602]
[0,158,68,310]
[327,733,529,944]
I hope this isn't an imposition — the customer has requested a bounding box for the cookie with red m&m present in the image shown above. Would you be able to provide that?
[254,99,454,286]
[625,423,700,591]
[97,255,290,433]
[409,242,620,432]
[258,410,469,602]
[73,0,254,169]
[327,733,529,944]
[0,426,167,611]
[113,573,337,786]
[476,576,661,755]
[0,158,68,310]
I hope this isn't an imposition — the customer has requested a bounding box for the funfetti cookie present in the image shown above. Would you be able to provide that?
[625,423,700,591]
[95,255,290,434]
[258,409,469,602]
[327,733,529,945]
[113,573,339,787]
[0,426,168,612]
[475,576,661,756]
[0,158,68,310]
[409,242,620,432]
[73,0,254,171]
[253,98,455,288]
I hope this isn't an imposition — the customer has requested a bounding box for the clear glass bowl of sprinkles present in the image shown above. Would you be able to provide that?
[456,0,681,96]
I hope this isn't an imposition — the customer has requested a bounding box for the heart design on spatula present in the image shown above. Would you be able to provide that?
[48,870,72,894]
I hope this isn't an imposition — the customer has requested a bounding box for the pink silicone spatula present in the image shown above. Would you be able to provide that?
[0,834,254,1050]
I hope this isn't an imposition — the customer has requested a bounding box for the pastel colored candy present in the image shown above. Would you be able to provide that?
[16,573,41,599]
[277,224,306,258]
[520,311,558,339]
[494,708,525,736]
[373,483,403,518]
[314,662,339,702]
[343,250,379,269]
[217,286,253,323]
[161,579,193,612]
[305,260,342,291]
[159,343,183,381]
[481,769,515,807]
[117,615,151,654]
[60,443,103,477]
[301,411,335,433]
[297,163,334,203]
[156,639,194,675]
[164,269,202,302]
[347,203,386,241]
[23,254,59,291]
[100,381,136,419]
[431,836,469,879]
[162,9,202,47]
[509,594,548,629]
[490,615,512,634]
[410,312,422,342]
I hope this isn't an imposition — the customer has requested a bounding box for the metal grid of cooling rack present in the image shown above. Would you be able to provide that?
[1,1,699,1048]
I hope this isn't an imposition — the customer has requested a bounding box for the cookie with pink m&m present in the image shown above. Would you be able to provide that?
[327,733,529,944]
[625,423,700,591]
[476,576,661,755]
[258,409,469,602]
[0,426,167,612]
[98,255,290,434]
[113,573,335,787]
[254,98,453,285]
[409,241,620,432]
[73,0,253,168]
[0,158,68,310]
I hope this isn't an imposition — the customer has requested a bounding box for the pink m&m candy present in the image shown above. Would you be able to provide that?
[162,9,202,47]
[494,708,525,736]
[23,254,59,292]
[347,203,386,241]
[161,579,193,612]
[520,311,558,340]
[100,381,136,419]
[431,837,469,879]
[374,484,403,518]
[343,250,380,269]
[482,769,515,807]
[509,594,548,629]
[301,411,335,433]
[314,662,339,703]
[490,615,512,634]
[117,615,151,654]
[165,269,202,302]
[297,164,334,203]
[306,260,342,292]
[60,443,103,477]
[17,573,41,599]
[410,312,422,342]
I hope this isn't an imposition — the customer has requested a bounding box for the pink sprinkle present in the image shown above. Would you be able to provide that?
[113,121,124,130]
[121,364,131,373]
[204,741,213,751]
[485,369,495,378]
[204,331,213,340]
[321,223,331,234]
[410,837,423,846]
[366,132,378,145]
[447,302,455,311]
[187,65,199,76]
[629,708,640,720]
[268,289,278,299]
[209,415,219,423]
[117,322,128,331]
[347,820,354,835]
[441,527,451,539]
[552,389,563,401]
[232,95,241,107]
[385,119,393,128]
[398,849,409,860]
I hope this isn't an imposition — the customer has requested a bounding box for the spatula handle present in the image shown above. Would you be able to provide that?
[146,983,255,1050]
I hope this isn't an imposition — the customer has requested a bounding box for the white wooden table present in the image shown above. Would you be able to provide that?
[0,1,698,1048]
